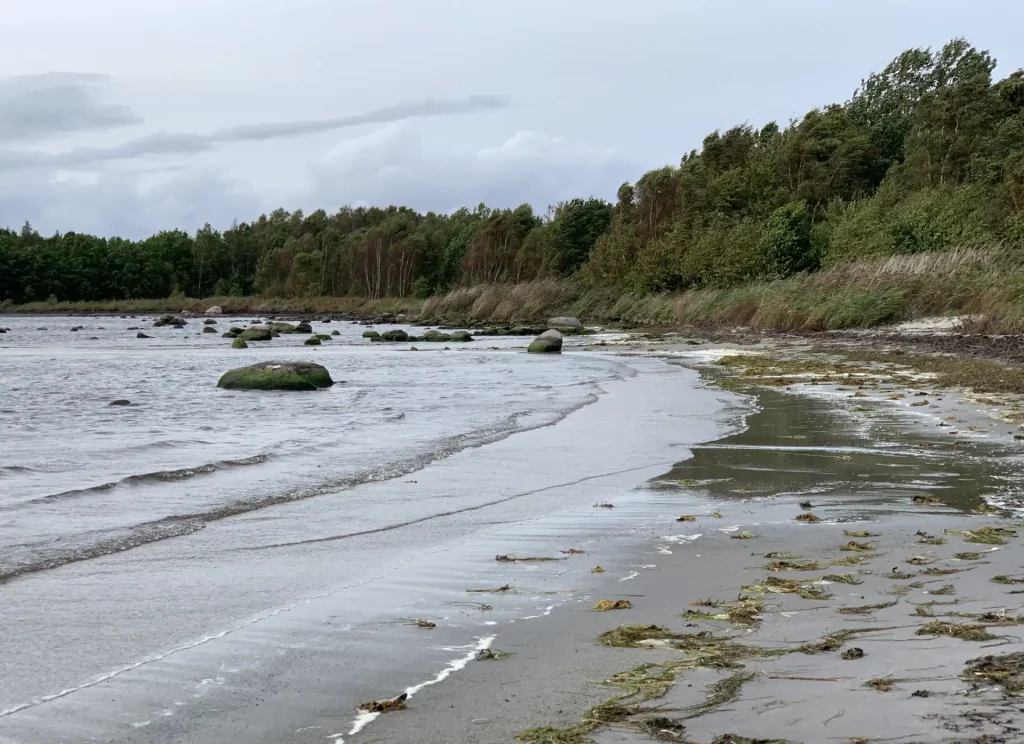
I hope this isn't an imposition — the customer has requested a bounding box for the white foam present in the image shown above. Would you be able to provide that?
[619,571,639,582]
[329,635,496,742]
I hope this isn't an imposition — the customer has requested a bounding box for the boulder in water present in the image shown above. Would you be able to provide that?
[304,336,321,345]
[381,329,409,342]
[238,327,273,341]
[232,337,249,349]
[547,316,582,330]
[449,331,474,342]
[136,331,151,338]
[217,361,334,391]
[154,315,187,328]
[205,306,223,315]
[202,326,217,333]
[109,399,132,406]
[331,329,341,336]
[422,330,450,342]
[203,318,217,325]
[528,329,563,354]
[362,330,381,339]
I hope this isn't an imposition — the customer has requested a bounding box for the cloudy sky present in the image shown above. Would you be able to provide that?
[2,0,1022,238]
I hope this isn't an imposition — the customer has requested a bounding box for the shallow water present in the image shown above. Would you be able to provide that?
[0,314,740,743]
[0,315,618,582]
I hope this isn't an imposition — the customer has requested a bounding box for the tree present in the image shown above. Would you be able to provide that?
[756,202,817,279]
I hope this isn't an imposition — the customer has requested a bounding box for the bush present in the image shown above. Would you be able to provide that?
[756,202,818,279]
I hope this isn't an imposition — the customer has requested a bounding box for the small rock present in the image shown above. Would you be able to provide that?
[202,326,217,333]
[136,332,151,338]
[108,399,132,406]
[203,319,217,325]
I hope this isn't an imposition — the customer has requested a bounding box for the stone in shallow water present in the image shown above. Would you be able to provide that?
[528,329,563,354]
[217,361,335,391]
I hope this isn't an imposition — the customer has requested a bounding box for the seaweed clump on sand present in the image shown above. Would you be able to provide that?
[358,693,408,713]
[794,513,822,523]
[743,576,831,600]
[594,599,632,611]
[840,541,874,552]
[839,600,898,615]
[963,651,1024,694]
[916,622,995,641]
[682,597,764,629]
[945,526,1017,545]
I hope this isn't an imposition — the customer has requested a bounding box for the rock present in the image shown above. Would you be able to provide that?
[362,330,381,339]
[396,314,406,322]
[127,326,140,330]
[331,330,341,336]
[205,306,223,315]
[295,321,313,334]
[217,361,334,391]
[267,322,296,333]
[108,399,132,406]
[203,318,217,325]
[232,337,249,349]
[249,319,262,324]
[381,329,409,342]
[70,326,81,332]
[511,325,545,336]
[448,331,473,342]
[0,328,6,334]
[304,336,321,345]
[321,318,332,323]
[422,330,451,342]
[528,329,563,354]
[202,326,218,333]
[314,334,332,341]
[154,315,187,327]
[136,331,151,338]
[238,327,273,341]
[547,316,582,330]
[36,327,48,331]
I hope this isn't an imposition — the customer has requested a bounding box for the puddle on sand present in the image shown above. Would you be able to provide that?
[653,386,1021,512]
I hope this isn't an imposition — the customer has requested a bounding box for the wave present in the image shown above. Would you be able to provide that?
[13,454,272,508]
[0,464,37,478]
[0,395,599,584]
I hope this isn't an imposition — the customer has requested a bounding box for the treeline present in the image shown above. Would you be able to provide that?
[1,38,1022,306]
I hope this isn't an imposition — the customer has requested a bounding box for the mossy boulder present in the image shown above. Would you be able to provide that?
[449,331,473,342]
[331,330,341,336]
[304,336,321,345]
[362,330,381,339]
[232,337,248,349]
[154,315,187,327]
[528,329,563,354]
[422,330,450,342]
[314,334,332,341]
[239,327,273,341]
[267,322,297,333]
[217,361,334,391]
[136,331,151,338]
[511,325,546,336]
[202,326,218,333]
[203,318,218,325]
[381,329,409,342]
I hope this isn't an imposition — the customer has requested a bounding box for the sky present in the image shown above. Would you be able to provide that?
[2,0,1022,239]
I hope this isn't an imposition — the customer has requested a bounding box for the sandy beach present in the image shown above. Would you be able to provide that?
[5,320,1024,744]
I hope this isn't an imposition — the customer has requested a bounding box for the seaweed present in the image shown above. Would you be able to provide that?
[414,618,436,629]
[963,651,1024,694]
[930,584,956,596]
[992,575,1024,585]
[840,541,874,552]
[591,565,605,574]
[358,693,408,713]
[765,558,821,572]
[913,495,941,505]
[594,502,615,509]
[496,555,562,563]
[743,576,831,600]
[921,567,961,576]
[822,573,863,585]
[843,530,878,538]
[906,555,936,566]
[677,515,697,522]
[886,570,916,580]
[682,597,764,629]
[796,628,890,655]
[841,647,865,659]
[795,513,822,523]
[561,548,586,555]
[476,648,514,661]
[839,601,898,615]
[594,599,632,611]
[865,678,894,692]
[730,531,758,540]
[832,554,870,567]
[954,552,983,560]
[468,584,512,593]
[916,622,994,641]
[945,526,1017,545]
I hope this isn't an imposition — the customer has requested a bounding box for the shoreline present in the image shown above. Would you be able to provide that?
[361,342,1024,743]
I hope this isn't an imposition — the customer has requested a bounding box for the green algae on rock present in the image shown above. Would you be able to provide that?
[238,327,273,341]
[528,329,563,354]
[217,361,334,391]
[231,337,248,349]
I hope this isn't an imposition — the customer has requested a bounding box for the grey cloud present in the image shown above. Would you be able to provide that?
[0,95,510,170]
[0,73,141,142]
[305,125,639,214]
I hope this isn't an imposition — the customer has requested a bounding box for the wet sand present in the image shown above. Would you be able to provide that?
[359,351,1024,744]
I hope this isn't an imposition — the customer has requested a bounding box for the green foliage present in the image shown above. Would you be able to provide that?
[757,202,817,279]
[1,38,1021,306]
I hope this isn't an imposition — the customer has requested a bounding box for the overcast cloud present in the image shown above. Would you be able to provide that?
[1,0,1022,238]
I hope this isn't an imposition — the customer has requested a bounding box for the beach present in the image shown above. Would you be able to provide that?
[3,317,1024,743]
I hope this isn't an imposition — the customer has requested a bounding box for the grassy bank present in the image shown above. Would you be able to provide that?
[420,247,1024,332]
[7,247,1024,333]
